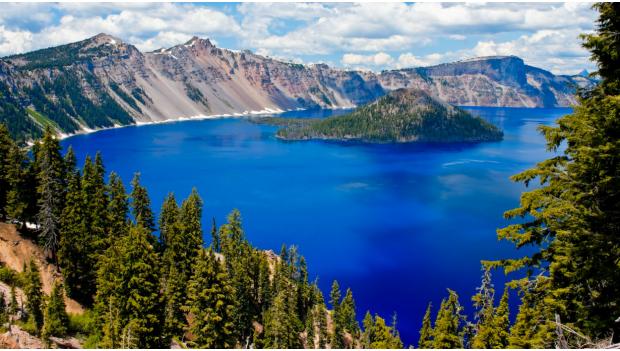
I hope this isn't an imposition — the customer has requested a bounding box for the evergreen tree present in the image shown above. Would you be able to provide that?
[58,167,95,305]
[94,224,164,348]
[329,280,344,348]
[507,278,554,348]
[158,193,178,252]
[107,172,129,240]
[41,282,69,342]
[494,3,620,337]
[340,288,360,341]
[362,311,374,349]
[210,217,220,252]
[418,303,434,349]
[130,172,155,233]
[35,126,65,260]
[263,282,302,349]
[365,314,403,349]
[159,190,204,340]
[306,286,328,349]
[179,187,203,253]
[4,141,29,224]
[471,268,497,348]
[432,289,463,348]
[184,249,237,348]
[0,123,14,219]
[24,260,44,334]
[494,288,510,348]
[219,210,259,343]
[82,153,109,254]
[0,291,8,329]
[9,286,18,316]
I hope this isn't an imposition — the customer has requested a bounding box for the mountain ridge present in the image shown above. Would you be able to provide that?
[0,33,595,142]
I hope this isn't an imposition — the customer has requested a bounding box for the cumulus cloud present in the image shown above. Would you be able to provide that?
[342,52,394,67]
[0,3,597,74]
[467,28,593,74]
[0,3,241,55]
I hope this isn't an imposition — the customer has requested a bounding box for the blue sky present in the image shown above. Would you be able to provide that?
[0,2,597,74]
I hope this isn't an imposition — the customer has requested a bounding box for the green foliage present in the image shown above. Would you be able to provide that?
[507,278,555,348]
[581,3,620,95]
[432,289,464,349]
[418,303,434,349]
[41,282,69,342]
[263,281,302,348]
[130,172,155,233]
[184,249,237,348]
[0,86,41,144]
[58,163,95,305]
[362,313,403,349]
[329,280,344,348]
[0,265,24,288]
[23,260,44,334]
[35,126,65,260]
[107,172,129,239]
[276,88,503,143]
[340,288,360,340]
[492,3,620,339]
[109,82,141,112]
[0,127,399,348]
[94,224,164,348]
[0,291,8,331]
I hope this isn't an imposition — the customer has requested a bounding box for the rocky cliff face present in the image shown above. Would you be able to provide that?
[378,56,595,108]
[0,34,595,141]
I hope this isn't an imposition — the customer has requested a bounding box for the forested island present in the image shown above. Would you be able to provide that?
[0,2,617,350]
[260,88,503,143]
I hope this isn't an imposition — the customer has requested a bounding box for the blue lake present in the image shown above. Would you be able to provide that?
[61,106,570,346]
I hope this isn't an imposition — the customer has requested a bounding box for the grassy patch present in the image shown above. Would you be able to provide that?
[26,108,60,131]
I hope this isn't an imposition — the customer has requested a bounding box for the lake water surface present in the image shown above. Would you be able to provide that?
[62,106,570,345]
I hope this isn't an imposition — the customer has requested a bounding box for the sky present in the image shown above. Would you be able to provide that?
[0,2,598,75]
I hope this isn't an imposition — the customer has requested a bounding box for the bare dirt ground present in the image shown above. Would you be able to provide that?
[0,223,84,315]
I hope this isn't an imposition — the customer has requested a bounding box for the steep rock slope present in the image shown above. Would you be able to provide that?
[0,34,595,142]
[378,56,594,107]
[0,223,84,315]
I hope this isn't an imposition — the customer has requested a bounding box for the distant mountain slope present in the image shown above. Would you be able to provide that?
[378,56,595,108]
[0,34,595,142]
[272,88,503,143]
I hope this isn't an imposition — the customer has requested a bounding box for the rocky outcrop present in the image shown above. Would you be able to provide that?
[0,34,596,141]
[0,223,84,315]
[378,56,595,107]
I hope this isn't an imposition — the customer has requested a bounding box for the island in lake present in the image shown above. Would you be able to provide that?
[256,88,503,143]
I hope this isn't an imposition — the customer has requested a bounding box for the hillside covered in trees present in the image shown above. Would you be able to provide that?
[0,124,406,348]
[0,2,618,349]
[270,88,503,143]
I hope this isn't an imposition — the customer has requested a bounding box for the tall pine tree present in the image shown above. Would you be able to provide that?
[35,126,65,260]
[418,303,434,349]
[493,3,620,338]
[130,173,155,233]
[184,249,237,348]
[94,224,164,348]
[432,289,463,349]
[41,282,69,342]
[24,260,44,334]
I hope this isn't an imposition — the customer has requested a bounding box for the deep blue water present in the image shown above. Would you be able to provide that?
[61,106,570,346]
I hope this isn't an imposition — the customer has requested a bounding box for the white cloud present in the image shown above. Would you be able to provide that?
[0,3,597,74]
[467,28,593,74]
[0,3,241,55]
[396,53,444,68]
[342,52,394,67]
[0,26,33,56]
